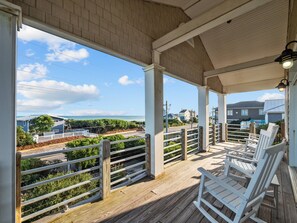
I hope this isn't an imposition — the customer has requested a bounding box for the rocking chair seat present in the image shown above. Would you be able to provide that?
[229,159,256,175]
[204,175,247,212]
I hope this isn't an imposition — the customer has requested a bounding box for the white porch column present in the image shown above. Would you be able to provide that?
[218,93,227,141]
[0,3,19,222]
[198,86,209,151]
[289,63,297,166]
[144,64,164,178]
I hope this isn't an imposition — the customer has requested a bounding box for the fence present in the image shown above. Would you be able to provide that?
[163,128,201,165]
[16,135,149,223]
[226,123,251,143]
[35,130,97,143]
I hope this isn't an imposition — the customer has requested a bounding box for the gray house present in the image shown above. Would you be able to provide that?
[17,115,66,134]
[215,101,265,124]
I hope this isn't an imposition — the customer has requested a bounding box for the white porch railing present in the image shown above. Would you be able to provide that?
[16,135,150,223]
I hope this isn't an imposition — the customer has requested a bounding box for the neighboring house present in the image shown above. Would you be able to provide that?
[17,115,66,134]
[163,113,179,120]
[264,99,285,123]
[179,109,196,122]
[214,101,265,124]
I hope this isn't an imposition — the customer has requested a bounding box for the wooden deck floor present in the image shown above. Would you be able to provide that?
[49,142,297,223]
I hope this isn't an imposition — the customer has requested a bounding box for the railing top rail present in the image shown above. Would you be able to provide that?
[187,128,198,132]
[22,143,101,159]
[110,136,145,145]
[164,131,181,136]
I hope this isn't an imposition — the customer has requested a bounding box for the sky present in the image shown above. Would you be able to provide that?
[17,25,284,116]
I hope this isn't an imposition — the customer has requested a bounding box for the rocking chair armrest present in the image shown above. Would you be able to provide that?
[226,154,258,164]
[224,147,245,153]
[225,148,254,157]
[198,167,247,200]
[246,138,258,143]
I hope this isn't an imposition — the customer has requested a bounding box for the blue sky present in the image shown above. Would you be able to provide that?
[17,25,284,116]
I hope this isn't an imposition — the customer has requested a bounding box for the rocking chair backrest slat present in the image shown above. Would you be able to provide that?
[267,123,276,132]
[254,125,279,160]
[245,141,285,200]
[253,125,279,161]
[253,130,271,161]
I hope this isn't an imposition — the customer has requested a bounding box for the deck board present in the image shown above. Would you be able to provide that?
[49,143,297,223]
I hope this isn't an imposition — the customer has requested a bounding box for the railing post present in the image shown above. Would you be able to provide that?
[225,123,228,141]
[181,129,187,160]
[249,122,256,134]
[145,134,151,177]
[101,140,111,199]
[198,126,204,152]
[16,152,22,223]
[212,124,216,145]
[219,123,223,142]
[281,122,285,139]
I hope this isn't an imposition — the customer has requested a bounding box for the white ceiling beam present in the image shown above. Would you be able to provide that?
[204,55,279,78]
[153,0,272,52]
[223,78,280,93]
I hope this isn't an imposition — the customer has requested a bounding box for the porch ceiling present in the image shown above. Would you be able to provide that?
[200,0,288,93]
[219,63,284,93]
[151,0,289,94]
[148,0,224,19]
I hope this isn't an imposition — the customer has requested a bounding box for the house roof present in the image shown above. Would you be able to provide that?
[264,99,285,113]
[179,109,188,113]
[227,101,264,109]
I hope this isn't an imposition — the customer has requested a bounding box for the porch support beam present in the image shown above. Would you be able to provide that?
[144,64,165,178]
[218,94,227,141]
[223,78,281,94]
[153,0,272,53]
[204,55,278,78]
[289,62,297,167]
[0,8,17,223]
[198,86,209,151]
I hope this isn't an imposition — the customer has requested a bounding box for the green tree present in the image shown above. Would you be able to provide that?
[30,115,55,134]
[17,126,35,146]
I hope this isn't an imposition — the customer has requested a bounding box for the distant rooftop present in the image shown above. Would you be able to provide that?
[227,101,264,109]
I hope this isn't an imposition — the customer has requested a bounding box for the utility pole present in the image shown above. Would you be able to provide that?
[190,110,193,129]
[164,101,171,133]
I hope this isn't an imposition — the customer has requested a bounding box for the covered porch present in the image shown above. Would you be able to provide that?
[0,0,297,222]
[46,142,297,223]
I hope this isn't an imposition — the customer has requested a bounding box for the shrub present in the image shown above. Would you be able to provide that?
[17,126,35,147]
[29,115,54,135]
[66,119,140,133]
[22,172,97,222]
[164,141,182,160]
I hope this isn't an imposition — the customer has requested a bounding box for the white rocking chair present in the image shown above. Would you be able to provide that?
[224,125,279,178]
[194,140,286,223]
[225,123,277,154]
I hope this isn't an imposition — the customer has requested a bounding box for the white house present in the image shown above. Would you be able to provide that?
[264,99,285,124]
[179,109,196,122]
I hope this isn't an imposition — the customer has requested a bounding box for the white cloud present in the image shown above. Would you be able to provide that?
[26,49,35,57]
[118,75,142,86]
[17,80,99,112]
[18,25,89,63]
[70,109,127,116]
[257,93,284,102]
[17,63,48,81]
[46,48,89,63]
[18,25,74,51]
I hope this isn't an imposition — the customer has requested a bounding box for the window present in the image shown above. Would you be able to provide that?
[259,109,264,115]
[241,109,248,116]
[227,110,233,116]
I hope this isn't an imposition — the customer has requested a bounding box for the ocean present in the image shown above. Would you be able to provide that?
[62,115,145,122]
